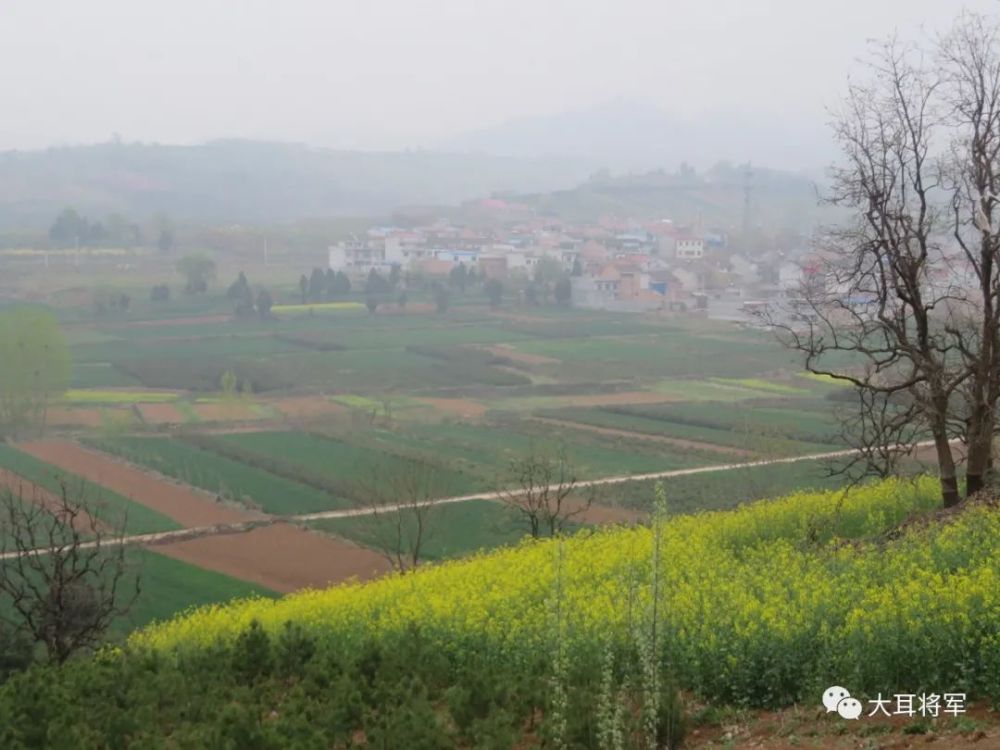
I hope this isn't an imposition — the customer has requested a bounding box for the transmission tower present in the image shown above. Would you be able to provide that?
[742,163,754,238]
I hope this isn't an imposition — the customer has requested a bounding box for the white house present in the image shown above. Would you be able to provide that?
[675,237,705,260]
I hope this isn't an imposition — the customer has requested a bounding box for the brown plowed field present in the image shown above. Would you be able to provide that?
[193,402,260,422]
[137,403,186,424]
[484,344,561,366]
[14,441,390,593]
[551,391,680,407]
[0,468,104,532]
[417,397,488,419]
[271,396,350,419]
[154,524,390,592]
[565,498,647,525]
[17,440,251,527]
[47,407,105,427]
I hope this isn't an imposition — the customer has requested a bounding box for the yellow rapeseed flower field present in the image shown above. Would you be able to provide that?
[133,477,1000,704]
[271,302,366,314]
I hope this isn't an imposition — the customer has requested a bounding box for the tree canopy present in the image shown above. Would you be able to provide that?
[176,254,216,294]
[0,308,71,438]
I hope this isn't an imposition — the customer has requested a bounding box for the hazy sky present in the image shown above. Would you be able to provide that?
[1,0,997,156]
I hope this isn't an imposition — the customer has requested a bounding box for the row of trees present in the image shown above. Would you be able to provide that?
[0,309,70,439]
[49,208,174,253]
[299,267,352,303]
[770,12,1000,507]
[227,271,273,319]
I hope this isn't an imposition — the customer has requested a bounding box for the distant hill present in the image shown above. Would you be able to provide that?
[486,162,831,234]
[0,140,591,230]
[439,99,836,174]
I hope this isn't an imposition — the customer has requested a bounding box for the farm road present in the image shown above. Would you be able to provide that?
[2,442,878,561]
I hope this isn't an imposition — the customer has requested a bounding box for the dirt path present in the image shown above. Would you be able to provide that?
[155,524,389,593]
[3,440,947,593]
[17,440,252,527]
[10,441,390,592]
[531,416,757,458]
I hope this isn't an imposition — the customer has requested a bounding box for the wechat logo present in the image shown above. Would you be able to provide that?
[822,686,862,720]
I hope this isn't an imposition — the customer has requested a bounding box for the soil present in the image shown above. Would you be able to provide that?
[154,523,390,592]
[11,440,392,592]
[564,497,647,525]
[16,440,253,527]
[532,416,757,458]
[543,391,680,408]
[193,402,260,422]
[416,397,489,419]
[484,344,561,366]
[271,396,350,420]
[0,468,104,532]
[137,403,186,424]
[119,314,233,328]
[46,407,105,427]
[688,702,1000,748]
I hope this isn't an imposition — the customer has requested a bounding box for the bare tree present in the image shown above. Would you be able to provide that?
[766,14,1000,507]
[0,480,139,664]
[354,461,437,573]
[498,447,588,538]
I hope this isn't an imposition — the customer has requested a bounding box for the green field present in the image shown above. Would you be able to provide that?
[85,436,349,515]
[111,550,275,636]
[0,444,179,535]
[536,404,836,456]
[601,455,846,513]
[64,308,826,397]
[349,419,718,482]
[312,499,530,561]
[214,430,485,500]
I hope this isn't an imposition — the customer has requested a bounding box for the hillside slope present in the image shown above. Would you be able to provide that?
[0,478,996,748]
[0,140,589,229]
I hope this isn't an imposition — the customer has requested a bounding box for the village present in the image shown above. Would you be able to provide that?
[325,198,815,320]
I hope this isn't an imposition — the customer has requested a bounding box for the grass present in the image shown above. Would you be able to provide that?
[609,400,840,444]
[217,431,484,499]
[111,549,276,637]
[62,388,180,404]
[312,499,529,561]
[708,377,810,395]
[601,455,846,513]
[85,437,349,515]
[69,363,143,389]
[536,406,832,456]
[331,394,426,412]
[367,420,716,479]
[0,444,180,535]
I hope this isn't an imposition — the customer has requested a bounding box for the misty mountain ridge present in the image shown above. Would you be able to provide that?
[440,99,836,174]
[0,130,831,235]
[0,140,591,231]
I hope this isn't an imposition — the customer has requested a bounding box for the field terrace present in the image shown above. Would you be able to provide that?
[0,300,859,635]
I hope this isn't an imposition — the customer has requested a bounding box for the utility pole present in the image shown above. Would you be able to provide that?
[742,164,754,239]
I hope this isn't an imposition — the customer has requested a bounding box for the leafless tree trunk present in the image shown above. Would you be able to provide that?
[498,447,588,538]
[0,480,139,664]
[766,14,1000,507]
[354,461,436,573]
